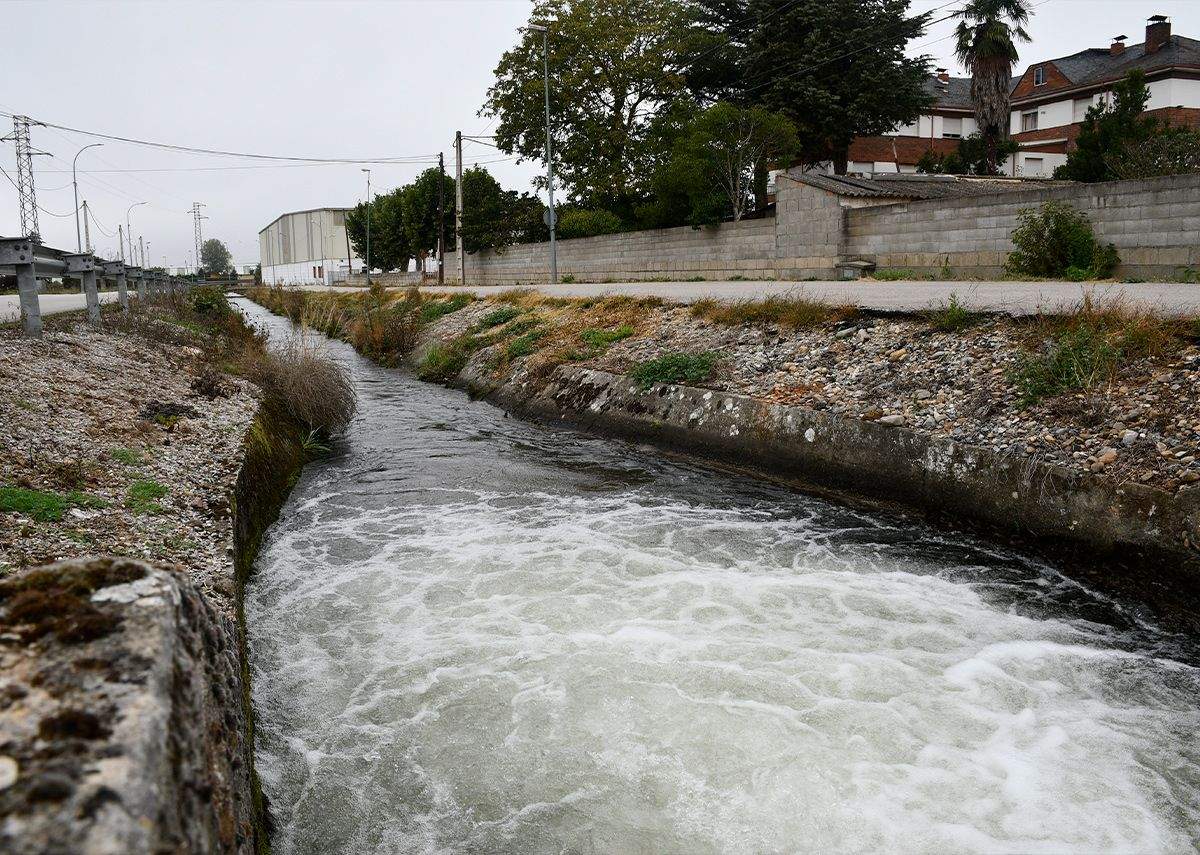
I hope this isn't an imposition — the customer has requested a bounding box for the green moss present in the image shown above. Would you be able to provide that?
[127,479,169,515]
[110,447,143,466]
[0,485,106,522]
[629,352,719,390]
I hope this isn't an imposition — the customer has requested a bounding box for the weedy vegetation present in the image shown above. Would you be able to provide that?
[629,352,719,390]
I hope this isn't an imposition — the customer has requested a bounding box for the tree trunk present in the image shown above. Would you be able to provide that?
[753,159,769,213]
[832,147,849,175]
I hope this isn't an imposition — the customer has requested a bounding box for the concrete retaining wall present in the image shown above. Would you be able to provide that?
[844,173,1200,279]
[445,216,778,285]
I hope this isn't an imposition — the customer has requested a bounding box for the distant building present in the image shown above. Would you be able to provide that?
[842,14,1200,177]
[258,208,361,286]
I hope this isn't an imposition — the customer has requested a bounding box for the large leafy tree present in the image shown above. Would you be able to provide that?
[658,102,799,225]
[460,166,548,253]
[1055,71,1161,182]
[482,0,690,211]
[199,238,233,276]
[954,0,1031,175]
[688,0,933,174]
[400,167,456,269]
[346,191,411,272]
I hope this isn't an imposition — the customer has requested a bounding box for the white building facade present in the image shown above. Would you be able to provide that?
[258,208,362,286]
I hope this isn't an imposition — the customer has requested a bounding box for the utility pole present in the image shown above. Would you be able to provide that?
[139,236,145,269]
[3,116,44,242]
[526,24,558,284]
[361,169,371,287]
[437,152,446,285]
[455,131,465,285]
[82,200,92,253]
[71,143,102,252]
[190,202,206,276]
[126,201,147,267]
[118,224,125,263]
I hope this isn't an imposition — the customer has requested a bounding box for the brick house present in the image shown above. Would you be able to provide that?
[843,14,1200,177]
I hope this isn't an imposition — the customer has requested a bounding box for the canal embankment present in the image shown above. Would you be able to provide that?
[0,294,351,853]
[248,284,1200,586]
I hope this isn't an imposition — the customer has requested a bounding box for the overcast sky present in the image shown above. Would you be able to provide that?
[2,0,1197,268]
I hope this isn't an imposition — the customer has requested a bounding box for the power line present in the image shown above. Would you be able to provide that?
[0,163,76,217]
[0,109,440,164]
[37,160,439,175]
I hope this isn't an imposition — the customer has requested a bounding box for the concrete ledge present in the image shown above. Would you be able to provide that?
[466,366,1200,570]
[0,558,258,855]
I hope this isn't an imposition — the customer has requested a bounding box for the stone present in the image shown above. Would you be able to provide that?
[915,389,933,400]
[0,756,16,791]
[878,414,905,426]
[1121,429,1138,447]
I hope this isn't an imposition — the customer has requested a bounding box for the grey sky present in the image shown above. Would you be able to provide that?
[2,0,1197,268]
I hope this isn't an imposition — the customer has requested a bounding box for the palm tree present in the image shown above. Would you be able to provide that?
[954,0,1031,174]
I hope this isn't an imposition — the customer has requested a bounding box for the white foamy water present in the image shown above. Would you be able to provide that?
[240,301,1200,855]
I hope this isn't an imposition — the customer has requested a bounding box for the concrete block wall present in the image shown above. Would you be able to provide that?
[446,217,778,285]
[844,173,1200,279]
[773,175,845,279]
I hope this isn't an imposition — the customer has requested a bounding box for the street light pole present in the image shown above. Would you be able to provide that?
[72,143,103,252]
[526,23,558,285]
[125,201,146,265]
[361,169,371,287]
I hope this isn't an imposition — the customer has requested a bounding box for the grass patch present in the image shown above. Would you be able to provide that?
[0,486,107,522]
[629,352,719,390]
[506,329,548,359]
[110,448,143,466]
[419,293,472,322]
[871,268,921,281]
[580,325,634,349]
[127,479,169,515]
[690,295,855,330]
[479,306,523,328]
[923,293,980,332]
[417,333,496,383]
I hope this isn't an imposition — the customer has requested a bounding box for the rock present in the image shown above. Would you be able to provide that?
[0,756,16,791]
[862,409,884,421]
[915,389,933,400]
[888,349,907,361]
[878,414,905,426]
[835,327,855,339]
[1181,471,1200,484]
[1121,429,1138,447]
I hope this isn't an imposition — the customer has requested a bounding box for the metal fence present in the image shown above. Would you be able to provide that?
[0,236,191,338]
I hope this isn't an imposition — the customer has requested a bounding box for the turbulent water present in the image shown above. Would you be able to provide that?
[240,300,1200,855]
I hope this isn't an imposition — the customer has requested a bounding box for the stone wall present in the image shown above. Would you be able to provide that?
[445,216,778,285]
[843,173,1200,279]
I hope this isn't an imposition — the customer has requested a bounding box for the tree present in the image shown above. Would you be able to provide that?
[400,167,455,272]
[954,0,1031,175]
[199,238,233,277]
[658,102,799,224]
[691,0,933,174]
[1108,125,1200,180]
[347,191,411,272]
[1055,71,1161,182]
[483,0,691,211]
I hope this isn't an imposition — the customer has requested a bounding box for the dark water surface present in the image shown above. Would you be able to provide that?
[239,299,1200,855]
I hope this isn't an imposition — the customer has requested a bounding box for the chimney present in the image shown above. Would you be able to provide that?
[935,67,950,83]
[1110,34,1127,56]
[1146,15,1171,54]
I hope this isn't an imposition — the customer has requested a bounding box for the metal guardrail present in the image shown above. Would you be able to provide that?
[0,236,191,338]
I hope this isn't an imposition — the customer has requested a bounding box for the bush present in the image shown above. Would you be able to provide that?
[189,285,231,316]
[1012,324,1122,403]
[555,209,623,240]
[629,352,718,389]
[418,340,471,382]
[1006,201,1119,279]
[242,335,356,433]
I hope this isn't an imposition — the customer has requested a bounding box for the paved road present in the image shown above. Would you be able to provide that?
[292,279,1200,316]
[0,290,121,323]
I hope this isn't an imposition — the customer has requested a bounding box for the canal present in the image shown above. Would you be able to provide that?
[239,299,1200,854]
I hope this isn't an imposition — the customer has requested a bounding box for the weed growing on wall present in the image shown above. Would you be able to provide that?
[630,352,719,390]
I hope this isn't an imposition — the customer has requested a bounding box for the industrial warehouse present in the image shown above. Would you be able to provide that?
[257,207,361,286]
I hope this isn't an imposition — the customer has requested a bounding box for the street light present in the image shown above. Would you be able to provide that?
[524,22,558,284]
[125,201,147,265]
[72,143,103,252]
[361,168,371,287]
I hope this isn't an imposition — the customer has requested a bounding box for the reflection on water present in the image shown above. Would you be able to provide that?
[240,300,1200,855]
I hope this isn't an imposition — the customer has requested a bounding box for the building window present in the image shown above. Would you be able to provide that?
[1021,111,1039,132]
[1073,97,1093,122]
[942,117,963,139]
[1034,66,1045,86]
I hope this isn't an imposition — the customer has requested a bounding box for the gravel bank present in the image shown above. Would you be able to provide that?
[0,324,256,616]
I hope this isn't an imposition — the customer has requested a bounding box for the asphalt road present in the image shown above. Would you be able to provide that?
[0,290,121,323]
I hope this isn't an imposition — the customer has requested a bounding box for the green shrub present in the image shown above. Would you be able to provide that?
[1006,201,1120,279]
[190,285,231,316]
[0,486,106,522]
[479,306,522,328]
[871,268,920,281]
[560,274,577,284]
[629,352,719,389]
[418,334,494,382]
[555,209,623,240]
[127,480,169,515]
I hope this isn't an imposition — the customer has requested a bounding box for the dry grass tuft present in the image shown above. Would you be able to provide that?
[242,334,356,433]
[690,295,857,329]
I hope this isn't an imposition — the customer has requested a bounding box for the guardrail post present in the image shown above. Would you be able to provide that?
[102,260,128,312]
[65,253,100,327]
[0,238,41,337]
[130,267,145,303]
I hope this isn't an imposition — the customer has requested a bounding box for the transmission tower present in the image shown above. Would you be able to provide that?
[190,201,206,273]
[2,116,44,242]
